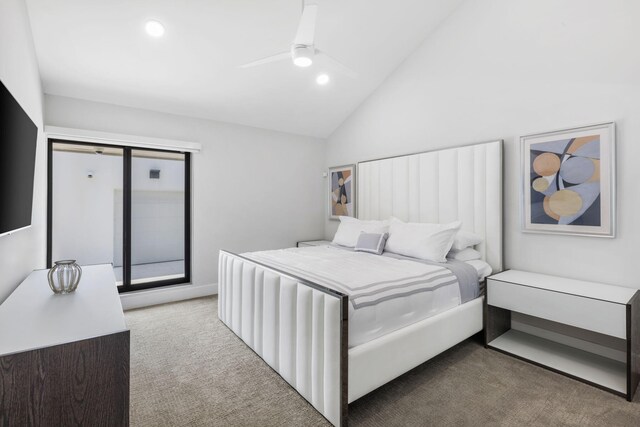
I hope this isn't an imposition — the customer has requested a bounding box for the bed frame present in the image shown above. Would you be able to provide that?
[218,140,503,426]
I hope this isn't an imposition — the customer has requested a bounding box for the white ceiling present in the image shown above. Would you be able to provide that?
[26,0,464,138]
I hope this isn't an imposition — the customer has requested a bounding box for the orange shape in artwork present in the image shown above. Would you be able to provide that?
[543,196,561,221]
[548,189,583,217]
[588,158,600,183]
[567,135,599,154]
[533,153,561,176]
[532,177,550,192]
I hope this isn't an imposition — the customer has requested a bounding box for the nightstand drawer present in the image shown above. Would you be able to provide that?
[487,279,627,339]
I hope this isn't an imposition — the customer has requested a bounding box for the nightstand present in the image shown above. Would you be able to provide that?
[485,269,640,401]
[297,240,332,248]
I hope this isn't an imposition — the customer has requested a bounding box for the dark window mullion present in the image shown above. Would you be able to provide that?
[184,153,191,284]
[46,140,53,269]
[123,148,132,289]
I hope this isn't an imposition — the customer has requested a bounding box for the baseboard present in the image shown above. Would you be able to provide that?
[120,282,218,311]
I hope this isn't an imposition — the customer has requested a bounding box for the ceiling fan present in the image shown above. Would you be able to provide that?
[240,2,357,78]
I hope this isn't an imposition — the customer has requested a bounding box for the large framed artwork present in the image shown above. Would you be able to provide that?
[522,122,615,237]
[328,164,355,220]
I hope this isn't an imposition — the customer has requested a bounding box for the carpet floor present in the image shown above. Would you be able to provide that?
[125,297,640,426]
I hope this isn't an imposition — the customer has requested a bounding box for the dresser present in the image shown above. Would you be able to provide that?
[0,264,130,425]
[485,269,640,401]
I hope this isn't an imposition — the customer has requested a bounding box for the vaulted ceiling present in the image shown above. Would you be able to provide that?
[26,0,464,138]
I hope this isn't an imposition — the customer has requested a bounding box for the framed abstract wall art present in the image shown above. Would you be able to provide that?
[521,122,615,237]
[329,164,355,220]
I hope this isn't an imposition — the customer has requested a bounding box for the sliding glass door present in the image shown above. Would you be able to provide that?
[130,149,187,285]
[48,140,190,292]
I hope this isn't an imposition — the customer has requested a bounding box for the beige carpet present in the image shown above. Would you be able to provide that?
[125,297,640,426]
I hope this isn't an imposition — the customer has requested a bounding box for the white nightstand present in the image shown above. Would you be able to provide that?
[297,240,332,248]
[485,269,640,401]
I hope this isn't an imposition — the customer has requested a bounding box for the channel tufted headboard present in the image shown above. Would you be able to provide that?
[357,140,503,272]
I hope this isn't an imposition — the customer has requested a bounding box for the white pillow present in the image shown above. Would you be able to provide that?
[332,217,389,247]
[451,230,484,251]
[448,247,482,261]
[385,219,462,262]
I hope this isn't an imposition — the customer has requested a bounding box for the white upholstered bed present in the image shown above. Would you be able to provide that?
[218,140,503,426]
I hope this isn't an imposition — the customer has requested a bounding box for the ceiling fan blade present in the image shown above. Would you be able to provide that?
[316,50,358,79]
[239,51,290,68]
[294,4,318,46]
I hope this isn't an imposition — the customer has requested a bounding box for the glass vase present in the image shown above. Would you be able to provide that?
[48,260,82,294]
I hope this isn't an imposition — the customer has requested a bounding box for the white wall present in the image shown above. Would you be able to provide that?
[45,94,326,288]
[0,0,46,303]
[326,0,640,288]
[52,151,122,266]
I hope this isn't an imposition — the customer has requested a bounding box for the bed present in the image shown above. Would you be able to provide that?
[218,140,503,426]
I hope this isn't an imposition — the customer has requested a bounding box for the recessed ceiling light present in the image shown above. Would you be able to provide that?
[145,20,165,37]
[316,73,330,85]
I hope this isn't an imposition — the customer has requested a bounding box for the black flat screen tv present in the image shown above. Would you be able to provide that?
[0,80,38,237]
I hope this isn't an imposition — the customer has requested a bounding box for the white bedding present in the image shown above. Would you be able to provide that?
[466,259,492,281]
[244,245,486,348]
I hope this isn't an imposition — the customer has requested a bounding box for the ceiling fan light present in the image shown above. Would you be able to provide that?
[145,20,165,37]
[294,57,312,67]
[316,73,330,85]
[292,45,314,67]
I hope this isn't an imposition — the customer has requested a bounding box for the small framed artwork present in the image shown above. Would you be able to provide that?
[328,164,355,220]
[521,122,615,237]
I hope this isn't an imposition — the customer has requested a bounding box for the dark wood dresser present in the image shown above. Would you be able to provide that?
[0,264,130,425]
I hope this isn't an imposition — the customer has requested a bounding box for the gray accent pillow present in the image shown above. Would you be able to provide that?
[354,232,389,255]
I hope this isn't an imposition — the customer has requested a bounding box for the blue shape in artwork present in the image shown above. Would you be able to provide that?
[558,182,601,225]
[531,202,556,224]
[572,140,600,159]
[331,173,339,189]
[538,176,558,196]
[530,139,572,155]
[560,157,595,184]
[571,195,601,226]
[530,182,556,224]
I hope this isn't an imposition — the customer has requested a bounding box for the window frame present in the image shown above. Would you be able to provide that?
[47,139,191,292]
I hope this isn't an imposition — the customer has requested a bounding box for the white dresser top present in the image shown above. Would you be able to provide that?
[0,264,127,356]
[489,270,638,305]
